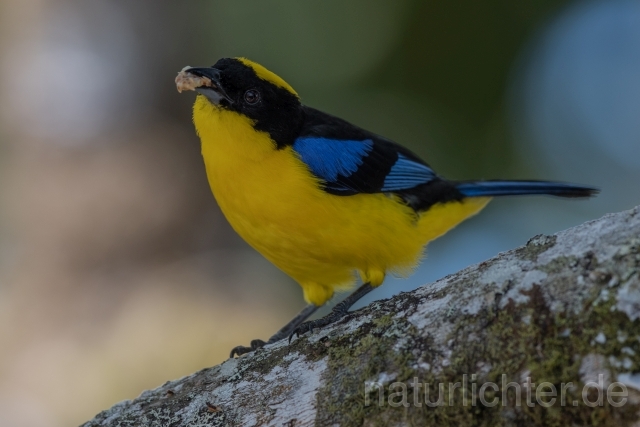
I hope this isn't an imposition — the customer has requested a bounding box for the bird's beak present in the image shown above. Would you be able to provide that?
[179,67,234,105]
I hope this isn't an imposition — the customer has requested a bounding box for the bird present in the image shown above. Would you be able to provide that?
[175,57,598,358]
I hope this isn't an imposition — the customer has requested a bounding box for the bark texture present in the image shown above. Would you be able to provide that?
[82,206,640,427]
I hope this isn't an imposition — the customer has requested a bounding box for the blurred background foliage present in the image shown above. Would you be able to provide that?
[0,1,638,426]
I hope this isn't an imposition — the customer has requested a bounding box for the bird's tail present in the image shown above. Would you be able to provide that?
[455,180,599,198]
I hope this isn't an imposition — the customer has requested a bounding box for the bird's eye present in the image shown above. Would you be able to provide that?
[244,89,260,105]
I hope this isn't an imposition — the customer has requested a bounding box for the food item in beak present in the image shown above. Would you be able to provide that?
[175,66,212,93]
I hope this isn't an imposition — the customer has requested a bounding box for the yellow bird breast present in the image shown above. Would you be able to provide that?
[193,96,489,306]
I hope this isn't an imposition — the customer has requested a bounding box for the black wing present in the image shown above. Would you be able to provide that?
[294,106,438,190]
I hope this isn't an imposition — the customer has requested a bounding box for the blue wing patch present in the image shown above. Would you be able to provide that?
[293,137,435,194]
[292,137,373,182]
[381,154,436,191]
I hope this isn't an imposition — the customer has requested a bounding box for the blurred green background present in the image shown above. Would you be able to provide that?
[1,1,639,426]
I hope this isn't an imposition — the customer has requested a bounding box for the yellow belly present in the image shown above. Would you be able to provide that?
[194,97,489,305]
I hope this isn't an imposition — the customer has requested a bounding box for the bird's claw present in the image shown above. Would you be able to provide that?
[229,339,267,358]
[288,323,314,343]
[288,311,344,343]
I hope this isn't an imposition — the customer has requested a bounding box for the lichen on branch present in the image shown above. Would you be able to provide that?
[82,206,640,427]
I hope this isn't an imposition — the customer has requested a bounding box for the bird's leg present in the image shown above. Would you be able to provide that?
[289,282,374,341]
[229,304,319,358]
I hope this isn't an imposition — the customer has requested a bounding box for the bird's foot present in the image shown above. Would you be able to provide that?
[228,304,320,358]
[289,282,374,342]
[229,339,267,358]
[289,305,349,342]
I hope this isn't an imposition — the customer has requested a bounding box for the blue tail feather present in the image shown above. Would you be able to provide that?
[456,180,598,198]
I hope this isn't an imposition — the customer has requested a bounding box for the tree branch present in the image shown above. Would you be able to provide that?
[82,206,640,427]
